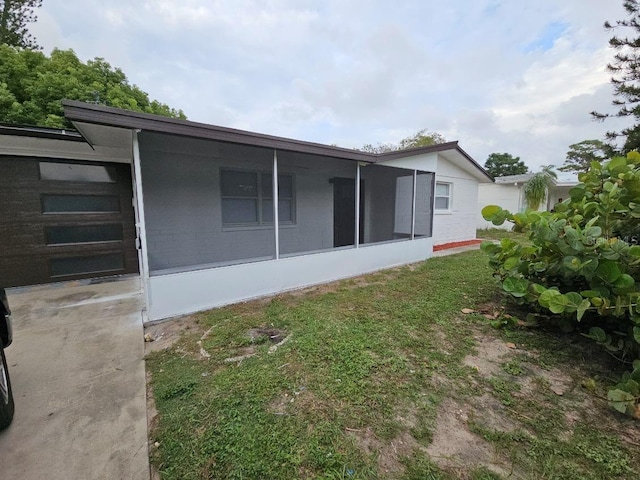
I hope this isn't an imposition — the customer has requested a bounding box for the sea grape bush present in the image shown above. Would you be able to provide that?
[481,152,640,417]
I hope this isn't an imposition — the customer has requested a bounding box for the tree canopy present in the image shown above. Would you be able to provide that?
[483,152,529,177]
[361,129,446,153]
[0,46,186,128]
[0,0,41,49]
[559,139,613,173]
[592,0,640,152]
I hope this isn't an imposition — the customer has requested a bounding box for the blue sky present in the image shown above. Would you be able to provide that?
[523,22,569,52]
[31,1,630,173]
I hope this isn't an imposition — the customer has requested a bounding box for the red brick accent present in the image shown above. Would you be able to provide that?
[433,239,482,252]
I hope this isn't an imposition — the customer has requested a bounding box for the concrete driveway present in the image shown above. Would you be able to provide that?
[0,276,149,480]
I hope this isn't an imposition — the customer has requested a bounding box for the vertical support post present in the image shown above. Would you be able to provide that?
[355,163,361,247]
[273,150,280,260]
[411,170,417,240]
[132,130,150,316]
[429,173,436,238]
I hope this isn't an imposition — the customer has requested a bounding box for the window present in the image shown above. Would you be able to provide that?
[221,170,294,226]
[39,162,117,183]
[50,253,124,277]
[45,224,124,245]
[42,195,120,213]
[435,182,451,210]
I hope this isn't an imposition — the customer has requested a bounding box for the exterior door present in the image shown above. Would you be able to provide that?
[332,177,364,247]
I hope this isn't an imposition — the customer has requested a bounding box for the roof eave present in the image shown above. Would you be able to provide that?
[63,100,375,162]
[374,141,493,182]
[62,101,492,181]
[0,123,84,142]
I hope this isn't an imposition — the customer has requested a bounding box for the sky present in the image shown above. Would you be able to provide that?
[30,0,632,174]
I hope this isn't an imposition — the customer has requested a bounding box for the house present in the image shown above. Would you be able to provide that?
[0,101,492,321]
[476,173,577,230]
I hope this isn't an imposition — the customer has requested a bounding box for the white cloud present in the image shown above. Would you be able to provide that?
[28,0,633,170]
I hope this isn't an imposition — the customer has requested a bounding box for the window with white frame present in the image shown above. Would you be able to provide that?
[220,169,294,226]
[435,182,451,210]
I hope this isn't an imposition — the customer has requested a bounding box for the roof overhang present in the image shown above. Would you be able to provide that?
[62,100,492,179]
[63,100,374,163]
[0,122,131,163]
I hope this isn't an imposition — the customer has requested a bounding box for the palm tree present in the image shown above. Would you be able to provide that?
[523,165,557,211]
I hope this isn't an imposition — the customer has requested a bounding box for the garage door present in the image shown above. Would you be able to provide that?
[0,157,139,287]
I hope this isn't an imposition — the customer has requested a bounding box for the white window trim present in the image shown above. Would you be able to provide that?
[220,168,296,227]
[434,181,452,212]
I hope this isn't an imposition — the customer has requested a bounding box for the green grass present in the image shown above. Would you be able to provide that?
[147,246,640,479]
[477,228,529,245]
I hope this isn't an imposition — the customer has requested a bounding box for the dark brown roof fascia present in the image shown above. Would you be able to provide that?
[62,100,375,163]
[61,100,493,180]
[0,123,84,142]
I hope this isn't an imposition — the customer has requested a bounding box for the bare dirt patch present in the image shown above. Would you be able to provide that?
[517,364,574,397]
[246,327,287,343]
[469,394,519,434]
[144,314,202,353]
[426,398,513,478]
[463,334,517,376]
[349,427,421,476]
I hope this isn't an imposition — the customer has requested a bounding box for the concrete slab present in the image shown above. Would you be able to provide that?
[0,276,149,480]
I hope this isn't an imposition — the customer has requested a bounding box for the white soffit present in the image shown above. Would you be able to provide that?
[439,150,493,183]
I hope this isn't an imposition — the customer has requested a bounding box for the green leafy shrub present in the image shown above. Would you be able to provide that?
[481,152,640,417]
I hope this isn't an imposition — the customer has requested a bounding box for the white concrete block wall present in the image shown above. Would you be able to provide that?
[477,183,575,230]
[147,237,433,320]
[432,157,480,245]
[377,152,483,244]
[477,183,522,230]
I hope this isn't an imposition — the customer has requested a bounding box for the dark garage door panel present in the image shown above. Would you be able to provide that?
[0,157,139,287]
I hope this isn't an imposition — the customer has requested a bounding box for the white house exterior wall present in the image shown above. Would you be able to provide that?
[477,183,575,230]
[377,152,438,172]
[477,183,523,230]
[147,237,433,320]
[432,156,479,244]
[378,152,480,245]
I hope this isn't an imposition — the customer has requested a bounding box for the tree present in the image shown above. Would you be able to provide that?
[0,0,42,49]
[0,46,186,128]
[591,1,640,152]
[361,129,446,153]
[523,165,557,211]
[483,153,528,177]
[559,140,612,173]
[481,153,640,416]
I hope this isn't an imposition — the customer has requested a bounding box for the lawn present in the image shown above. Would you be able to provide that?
[476,228,529,245]
[146,249,640,479]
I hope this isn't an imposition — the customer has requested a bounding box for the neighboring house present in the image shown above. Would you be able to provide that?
[0,101,492,321]
[477,173,577,230]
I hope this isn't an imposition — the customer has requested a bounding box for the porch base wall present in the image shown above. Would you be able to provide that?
[146,237,433,321]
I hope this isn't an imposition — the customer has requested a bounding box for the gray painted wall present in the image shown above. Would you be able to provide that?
[140,133,275,272]
[139,133,360,272]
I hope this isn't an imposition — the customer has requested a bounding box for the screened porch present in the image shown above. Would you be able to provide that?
[138,132,435,277]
